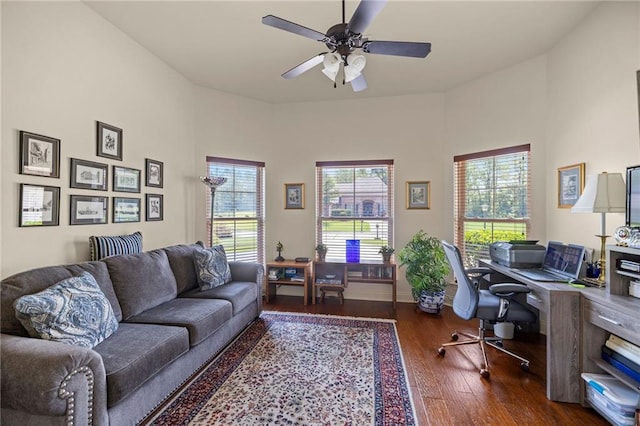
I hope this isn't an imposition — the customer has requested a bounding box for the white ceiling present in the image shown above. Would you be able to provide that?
[85,1,599,104]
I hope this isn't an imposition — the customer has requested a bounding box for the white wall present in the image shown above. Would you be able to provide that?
[1,2,196,277]
[546,2,640,254]
[2,2,639,307]
[443,55,549,242]
[268,94,446,302]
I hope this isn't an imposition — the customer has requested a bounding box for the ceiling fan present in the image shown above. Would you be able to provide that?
[262,0,431,92]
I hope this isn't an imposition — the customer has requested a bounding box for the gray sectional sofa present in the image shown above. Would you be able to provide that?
[0,242,264,425]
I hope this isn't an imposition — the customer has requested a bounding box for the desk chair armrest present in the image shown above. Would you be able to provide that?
[466,267,493,277]
[489,283,531,298]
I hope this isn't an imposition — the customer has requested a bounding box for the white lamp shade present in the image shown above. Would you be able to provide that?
[344,54,366,83]
[322,53,341,82]
[571,172,626,213]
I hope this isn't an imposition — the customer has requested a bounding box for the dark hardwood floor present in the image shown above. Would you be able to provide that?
[263,296,607,426]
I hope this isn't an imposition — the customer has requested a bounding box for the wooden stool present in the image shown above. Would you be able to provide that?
[319,285,344,304]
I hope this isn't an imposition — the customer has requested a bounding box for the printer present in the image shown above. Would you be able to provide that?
[489,240,545,268]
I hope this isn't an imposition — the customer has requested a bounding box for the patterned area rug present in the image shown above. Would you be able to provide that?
[143,312,416,425]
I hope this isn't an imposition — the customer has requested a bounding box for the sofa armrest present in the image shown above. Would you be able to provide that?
[228,261,264,286]
[1,333,108,426]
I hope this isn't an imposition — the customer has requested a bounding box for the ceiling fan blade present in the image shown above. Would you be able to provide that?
[282,53,327,79]
[363,41,431,58]
[350,73,367,92]
[347,0,387,35]
[262,15,327,42]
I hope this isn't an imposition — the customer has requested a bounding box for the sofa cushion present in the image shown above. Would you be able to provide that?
[103,250,178,320]
[180,282,258,315]
[1,262,122,336]
[13,272,118,348]
[126,298,232,346]
[93,322,189,408]
[193,245,232,290]
[163,242,205,294]
[89,231,143,261]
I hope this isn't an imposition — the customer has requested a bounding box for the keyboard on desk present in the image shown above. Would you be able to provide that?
[513,268,570,282]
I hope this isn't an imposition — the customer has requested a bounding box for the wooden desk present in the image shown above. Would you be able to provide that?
[265,259,313,305]
[479,259,582,403]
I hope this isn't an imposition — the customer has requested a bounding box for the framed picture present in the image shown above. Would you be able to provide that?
[70,195,108,225]
[406,181,431,209]
[145,158,163,188]
[70,158,108,191]
[146,193,163,221]
[113,197,141,223]
[284,183,305,209]
[19,131,60,178]
[19,184,60,227]
[113,166,141,193]
[557,163,585,208]
[96,121,123,160]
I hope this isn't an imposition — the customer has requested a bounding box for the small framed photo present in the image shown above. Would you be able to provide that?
[558,163,585,208]
[146,193,163,221]
[70,158,108,191]
[70,195,108,225]
[145,158,163,188]
[19,131,60,178]
[113,166,141,193]
[19,184,60,227]
[284,183,305,209]
[113,197,141,223]
[406,181,431,209]
[96,121,123,161]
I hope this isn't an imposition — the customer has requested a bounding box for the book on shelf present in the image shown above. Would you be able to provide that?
[605,335,640,365]
[268,268,282,280]
[601,345,640,376]
[347,271,363,278]
[290,275,305,282]
[315,278,343,285]
[601,348,640,382]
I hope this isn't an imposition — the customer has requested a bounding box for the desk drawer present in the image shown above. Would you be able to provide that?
[584,299,640,344]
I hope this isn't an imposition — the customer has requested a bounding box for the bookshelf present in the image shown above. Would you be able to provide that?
[265,259,313,305]
[312,261,396,308]
[580,245,640,416]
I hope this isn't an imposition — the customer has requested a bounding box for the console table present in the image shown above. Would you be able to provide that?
[265,259,313,305]
[312,261,397,308]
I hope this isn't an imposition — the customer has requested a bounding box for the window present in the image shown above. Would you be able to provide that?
[205,157,265,263]
[453,144,530,265]
[316,160,394,262]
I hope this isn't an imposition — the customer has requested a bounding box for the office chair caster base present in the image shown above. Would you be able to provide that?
[451,333,459,341]
[520,362,530,372]
[437,347,446,356]
[480,368,490,379]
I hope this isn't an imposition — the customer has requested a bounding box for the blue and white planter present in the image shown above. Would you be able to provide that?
[417,289,446,314]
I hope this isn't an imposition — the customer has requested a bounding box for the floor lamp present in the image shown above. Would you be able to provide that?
[571,172,626,285]
[200,176,227,247]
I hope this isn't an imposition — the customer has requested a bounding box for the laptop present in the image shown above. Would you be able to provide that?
[514,241,585,282]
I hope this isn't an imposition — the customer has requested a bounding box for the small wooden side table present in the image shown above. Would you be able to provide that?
[265,259,313,305]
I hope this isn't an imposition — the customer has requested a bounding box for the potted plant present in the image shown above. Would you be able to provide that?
[398,230,451,314]
[378,245,395,263]
[315,244,328,261]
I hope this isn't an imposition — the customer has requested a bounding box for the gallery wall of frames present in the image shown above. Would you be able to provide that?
[18,121,164,227]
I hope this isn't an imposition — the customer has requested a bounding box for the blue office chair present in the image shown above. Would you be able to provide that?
[438,240,536,378]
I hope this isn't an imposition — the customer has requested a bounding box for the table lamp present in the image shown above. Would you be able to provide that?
[571,172,626,284]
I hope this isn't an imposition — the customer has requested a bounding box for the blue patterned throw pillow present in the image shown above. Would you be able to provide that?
[13,272,118,348]
[193,245,232,290]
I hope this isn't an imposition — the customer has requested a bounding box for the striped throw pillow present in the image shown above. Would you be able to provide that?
[89,231,143,261]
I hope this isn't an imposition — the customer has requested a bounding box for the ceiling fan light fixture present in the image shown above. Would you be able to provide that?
[321,52,341,82]
[344,54,366,82]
